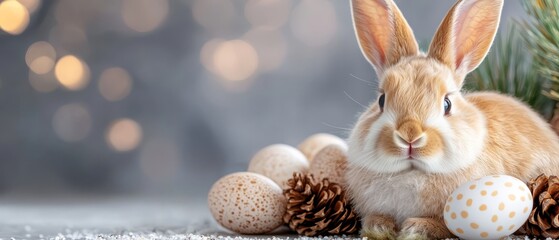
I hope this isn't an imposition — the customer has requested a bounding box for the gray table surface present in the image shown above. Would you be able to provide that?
[0,196,214,239]
[0,195,347,240]
[0,196,536,240]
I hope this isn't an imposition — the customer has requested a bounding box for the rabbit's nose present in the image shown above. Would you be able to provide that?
[393,120,427,149]
[393,131,426,149]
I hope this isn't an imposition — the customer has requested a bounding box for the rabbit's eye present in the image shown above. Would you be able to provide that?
[444,97,452,115]
[379,94,385,111]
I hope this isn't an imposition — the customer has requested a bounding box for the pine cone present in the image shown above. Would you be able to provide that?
[283,172,360,236]
[522,174,559,238]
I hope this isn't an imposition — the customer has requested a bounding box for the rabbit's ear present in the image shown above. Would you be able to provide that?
[351,0,419,77]
[428,0,503,85]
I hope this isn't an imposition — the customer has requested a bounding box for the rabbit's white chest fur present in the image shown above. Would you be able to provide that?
[348,169,430,225]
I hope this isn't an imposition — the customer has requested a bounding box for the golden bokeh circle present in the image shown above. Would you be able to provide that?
[54,55,90,91]
[106,118,143,152]
[0,0,30,35]
[212,40,259,81]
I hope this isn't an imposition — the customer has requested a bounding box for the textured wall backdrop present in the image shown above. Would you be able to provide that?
[0,0,525,199]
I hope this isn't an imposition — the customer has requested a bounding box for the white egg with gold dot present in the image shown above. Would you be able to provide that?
[444,175,532,239]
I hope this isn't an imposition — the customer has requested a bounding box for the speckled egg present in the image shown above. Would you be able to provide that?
[444,175,532,240]
[208,172,287,234]
[298,133,348,162]
[309,144,348,185]
[248,144,309,188]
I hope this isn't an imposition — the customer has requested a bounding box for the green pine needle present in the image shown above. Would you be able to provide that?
[464,24,552,116]
[521,0,559,107]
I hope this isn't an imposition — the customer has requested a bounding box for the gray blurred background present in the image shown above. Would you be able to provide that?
[0,0,526,200]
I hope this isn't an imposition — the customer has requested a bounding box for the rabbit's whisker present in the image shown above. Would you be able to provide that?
[344,91,368,109]
[349,73,377,87]
[321,122,352,132]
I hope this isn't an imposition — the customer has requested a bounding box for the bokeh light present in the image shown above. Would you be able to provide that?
[121,0,169,33]
[243,28,287,72]
[192,0,236,34]
[25,41,57,74]
[244,0,292,30]
[106,118,142,152]
[98,67,133,102]
[0,0,30,35]
[52,103,92,142]
[17,0,41,14]
[138,137,181,182]
[200,38,224,73]
[212,40,259,81]
[29,56,55,74]
[54,55,90,91]
[29,70,58,93]
[290,0,338,47]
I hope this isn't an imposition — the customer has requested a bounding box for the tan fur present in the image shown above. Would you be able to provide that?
[396,120,423,143]
[377,57,453,159]
[356,106,380,144]
[378,126,402,155]
[362,214,398,239]
[347,0,559,239]
[400,218,453,239]
[420,128,443,157]
[351,0,418,74]
[429,0,504,81]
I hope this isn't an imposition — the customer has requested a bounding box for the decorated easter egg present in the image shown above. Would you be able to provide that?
[208,172,287,234]
[248,144,309,188]
[444,175,532,239]
[308,144,348,185]
[298,133,347,162]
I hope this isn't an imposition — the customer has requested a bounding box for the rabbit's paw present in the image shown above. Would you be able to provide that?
[362,226,397,240]
[360,215,397,240]
[396,231,429,240]
[398,218,454,240]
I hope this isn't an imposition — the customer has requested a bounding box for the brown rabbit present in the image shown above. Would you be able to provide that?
[345,0,559,239]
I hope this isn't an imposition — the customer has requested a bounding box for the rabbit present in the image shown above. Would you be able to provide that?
[345,0,559,239]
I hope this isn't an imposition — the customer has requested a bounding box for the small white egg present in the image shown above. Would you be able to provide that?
[444,175,532,240]
[308,144,348,185]
[248,144,309,188]
[298,133,347,162]
[208,172,287,234]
